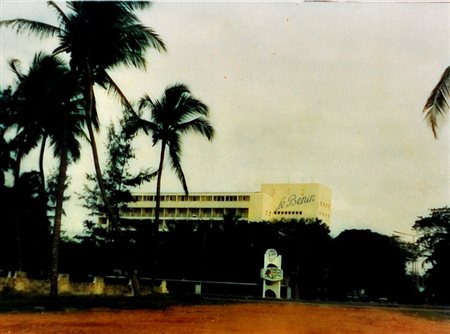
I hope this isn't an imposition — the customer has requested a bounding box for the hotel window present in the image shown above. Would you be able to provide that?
[200,208,211,217]
[178,208,187,217]
[167,208,175,217]
[213,208,222,218]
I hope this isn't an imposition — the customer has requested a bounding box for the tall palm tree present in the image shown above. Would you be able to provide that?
[127,83,214,283]
[44,64,85,296]
[10,53,85,295]
[1,1,165,230]
[423,66,450,138]
[129,83,215,230]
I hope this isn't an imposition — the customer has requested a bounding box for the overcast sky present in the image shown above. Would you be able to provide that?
[1,1,449,238]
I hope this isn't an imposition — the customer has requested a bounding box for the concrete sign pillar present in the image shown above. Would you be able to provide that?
[261,248,283,298]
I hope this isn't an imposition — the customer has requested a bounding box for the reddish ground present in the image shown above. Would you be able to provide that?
[0,303,449,334]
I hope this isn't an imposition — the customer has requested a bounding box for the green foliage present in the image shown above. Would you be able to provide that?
[0,87,16,186]
[413,207,450,304]
[423,66,450,138]
[158,218,331,299]
[0,171,52,274]
[79,115,156,239]
[329,229,412,302]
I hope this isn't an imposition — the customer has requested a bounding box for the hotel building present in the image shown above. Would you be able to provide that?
[114,183,332,229]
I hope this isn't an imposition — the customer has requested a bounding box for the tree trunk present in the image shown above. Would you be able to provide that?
[14,208,23,272]
[50,123,69,297]
[13,149,23,272]
[86,121,119,227]
[84,61,119,232]
[151,142,166,287]
[39,133,47,194]
[154,143,166,230]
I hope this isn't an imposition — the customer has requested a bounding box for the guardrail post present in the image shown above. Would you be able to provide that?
[195,282,202,295]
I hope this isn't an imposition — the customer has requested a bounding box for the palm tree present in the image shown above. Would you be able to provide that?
[45,66,85,296]
[127,83,214,283]
[423,66,450,138]
[6,53,74,272]
[1,1,165,231]
[129,83,215,230]
[10,53,85,295]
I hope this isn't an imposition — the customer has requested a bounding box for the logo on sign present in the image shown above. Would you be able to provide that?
[261,268,283,281]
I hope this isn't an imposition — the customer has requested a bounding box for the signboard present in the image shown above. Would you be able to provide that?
[261,267,283,281]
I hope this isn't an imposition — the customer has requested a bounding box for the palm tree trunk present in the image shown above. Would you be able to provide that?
[86,121,118,228]
[154,142,166,229]
[14,210,23,272]
[39,133,47,193]
[50,124,69,297]
[13,149,23,272]
[84,61,118,232]
[151,142,166,287]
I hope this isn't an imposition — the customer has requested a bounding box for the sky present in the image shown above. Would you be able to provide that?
[1,0,449,239]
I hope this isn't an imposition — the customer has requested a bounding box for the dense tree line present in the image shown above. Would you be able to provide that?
[59,219,417,303]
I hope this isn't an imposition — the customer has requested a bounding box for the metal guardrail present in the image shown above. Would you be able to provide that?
[137,277,291,298]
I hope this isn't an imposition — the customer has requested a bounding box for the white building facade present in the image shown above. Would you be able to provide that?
[115,183,332,228]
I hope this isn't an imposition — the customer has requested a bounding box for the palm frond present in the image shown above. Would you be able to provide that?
[91,92,100,131]
[176,96,209,122]
[168,136,188,195]
[103,72,134,113]
[123,112,159,139]
[131,24,166,53]
[423,66,450,138]
[52,45,70,56]
[8,59,24,81]
[124,169,158,187]
[0,19,60,39]
[47,1,69,26]
[119,1,152,11]
[177,117,215,141]
[138,94,155,111]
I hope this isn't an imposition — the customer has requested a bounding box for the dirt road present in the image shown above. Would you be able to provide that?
[0,302,449,334]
